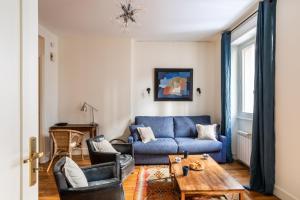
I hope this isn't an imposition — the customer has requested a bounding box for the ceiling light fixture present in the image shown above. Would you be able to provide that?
[116,0,140,29]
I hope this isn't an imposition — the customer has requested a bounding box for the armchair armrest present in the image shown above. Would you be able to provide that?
[60,179,124,200]
[82,162,119,182]
[112,143,134,156]
[89,150,121,165]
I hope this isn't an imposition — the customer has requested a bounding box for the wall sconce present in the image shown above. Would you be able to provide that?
[146,88,151,94]
[196,88,202,94]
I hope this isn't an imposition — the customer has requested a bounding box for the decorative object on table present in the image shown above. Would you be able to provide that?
[182,166,189,176]
[53,157,125,200]
[80,102,99,124]
[184,150,189,159]
[154,68,193,101]
[175,156,181,163]
[55,122,68,126]
[47,129,86,172]
[189,161,204,171]
[86,135,135,180]
[202,153,209,160]
[116,0,142,29]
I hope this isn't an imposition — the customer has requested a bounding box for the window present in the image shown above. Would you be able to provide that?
[238,39,255,116]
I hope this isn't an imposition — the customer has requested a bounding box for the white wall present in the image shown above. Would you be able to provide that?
[132,41,220,122]
[57,38,220,146]
[275,0,300,199]
[58,37,132,142]
[38,25,59,162]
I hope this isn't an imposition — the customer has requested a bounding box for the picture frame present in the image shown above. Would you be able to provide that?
[154,68,193,101]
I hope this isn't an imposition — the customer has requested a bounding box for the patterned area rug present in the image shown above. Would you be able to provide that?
[134,166,239,200]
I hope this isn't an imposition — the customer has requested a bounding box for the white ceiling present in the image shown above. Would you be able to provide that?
[39,0,257,41]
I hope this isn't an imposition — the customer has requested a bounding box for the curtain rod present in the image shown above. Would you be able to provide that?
[230,10,258,33]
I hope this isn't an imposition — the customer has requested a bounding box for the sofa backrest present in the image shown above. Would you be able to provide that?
[134,115,212,138]
[135,116,174,138]
[173,116,211,138]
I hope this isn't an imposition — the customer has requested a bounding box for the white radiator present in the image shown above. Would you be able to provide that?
[236,130,252,166]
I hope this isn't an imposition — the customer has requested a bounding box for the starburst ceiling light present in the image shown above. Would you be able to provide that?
[116,0,140,28]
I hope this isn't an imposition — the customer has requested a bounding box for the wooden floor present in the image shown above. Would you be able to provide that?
[39,156,279,200]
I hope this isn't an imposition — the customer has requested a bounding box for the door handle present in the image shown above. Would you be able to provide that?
[23,137,43,186]
[23,152,44,163]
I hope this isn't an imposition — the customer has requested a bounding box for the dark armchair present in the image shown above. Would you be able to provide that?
[53,157,124,200]
[86,135,135,180]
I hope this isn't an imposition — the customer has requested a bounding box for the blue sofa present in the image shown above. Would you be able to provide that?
[128,116,227,165]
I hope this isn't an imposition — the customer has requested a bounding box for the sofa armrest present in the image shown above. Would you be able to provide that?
[112,143,134,156]
[128,136,134,144]
[218,135,227,163]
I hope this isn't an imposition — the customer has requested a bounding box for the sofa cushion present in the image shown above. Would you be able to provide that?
[175,138,222,153]
[135,116,174,138]
[174,116,211,138]
[133,138,178,154]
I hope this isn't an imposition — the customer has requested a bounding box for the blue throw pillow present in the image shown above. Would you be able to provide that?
[129,124,144,141]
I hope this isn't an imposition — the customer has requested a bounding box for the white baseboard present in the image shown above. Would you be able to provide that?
[274,185,299,200]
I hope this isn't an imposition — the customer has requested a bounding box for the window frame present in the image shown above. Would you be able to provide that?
[237,37,256,119]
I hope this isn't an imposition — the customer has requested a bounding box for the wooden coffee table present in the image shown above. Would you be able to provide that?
[169,155,245,200]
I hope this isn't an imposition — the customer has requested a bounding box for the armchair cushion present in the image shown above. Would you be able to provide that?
[63,157,88,188]
[92,139,118,153]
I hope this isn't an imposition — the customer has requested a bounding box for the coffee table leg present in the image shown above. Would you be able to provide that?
[239,191,244,200]
[181,192,185,200]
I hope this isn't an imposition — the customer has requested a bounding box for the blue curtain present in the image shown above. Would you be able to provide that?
[250,0,277,195]
[221,31,232,163]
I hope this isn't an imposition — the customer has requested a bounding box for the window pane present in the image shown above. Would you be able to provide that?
[242,43,255,113]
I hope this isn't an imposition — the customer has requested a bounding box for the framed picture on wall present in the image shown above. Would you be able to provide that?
[154,68,193,101]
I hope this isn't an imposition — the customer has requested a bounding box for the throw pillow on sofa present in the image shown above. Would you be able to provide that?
[63,157,88,188]
[129,124,144,141]
[92,139,118,153]
[137,127,156,143]
[196,124,218,141]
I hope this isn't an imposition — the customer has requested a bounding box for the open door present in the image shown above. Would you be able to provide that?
[21,0,40,199]
[0,0,39,199]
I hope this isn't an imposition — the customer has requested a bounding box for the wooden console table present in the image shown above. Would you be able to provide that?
[49,123,99,138]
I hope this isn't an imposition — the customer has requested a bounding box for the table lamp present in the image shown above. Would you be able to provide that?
[80,102,98,124]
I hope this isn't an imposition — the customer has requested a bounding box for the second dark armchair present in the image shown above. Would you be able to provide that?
[86,135,135,180]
